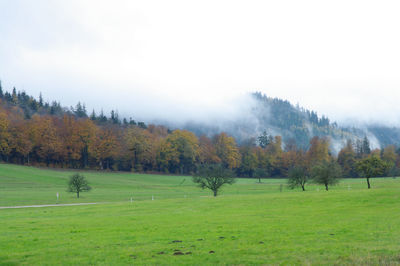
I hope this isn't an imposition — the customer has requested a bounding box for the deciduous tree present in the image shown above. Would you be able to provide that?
[288,166,309,191]
[311,160,341,191]
[213,133,241,169]
[193,164,235,197]
[356,155,388,189]
[68,173,91,198]
[337,139,357,178]
[307,136,330,165]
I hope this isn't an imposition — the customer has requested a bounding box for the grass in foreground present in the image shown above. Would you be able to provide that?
[1,164,400,264]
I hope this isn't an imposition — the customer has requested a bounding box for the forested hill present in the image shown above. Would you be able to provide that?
[183,92,354,149]
[182,92,400,150]
[249,93,400,149]
[249,92,352,148]
[1,80,400,176]
[0,80,399,151]
[0,81,146,127]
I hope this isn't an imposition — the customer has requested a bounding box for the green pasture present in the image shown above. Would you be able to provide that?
[1,164,400,265]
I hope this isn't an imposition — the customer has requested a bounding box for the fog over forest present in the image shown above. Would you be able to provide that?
[1,0,400,130]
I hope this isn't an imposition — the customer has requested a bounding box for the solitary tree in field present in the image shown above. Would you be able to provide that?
[311,161,341,191]
[193,164,235,197]
[254,168,269,183]
[356,155,388,189]
[68,173,91,198]
[288,166,309,191]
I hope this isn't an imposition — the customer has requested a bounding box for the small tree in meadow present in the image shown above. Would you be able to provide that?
[193,164,235,197]
[288,166,308,191]
[68,173,91,198]
[356,155,388,189]
[254,168,269,183]
[311,161,342,191]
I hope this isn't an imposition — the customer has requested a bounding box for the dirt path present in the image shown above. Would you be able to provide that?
[0,203,99,209]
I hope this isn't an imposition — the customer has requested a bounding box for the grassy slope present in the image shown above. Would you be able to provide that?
[0,164,289,206]
[1,164,400,265]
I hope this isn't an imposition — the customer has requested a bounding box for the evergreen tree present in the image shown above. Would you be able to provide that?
[258,130,272,148]
[129,117,137,125]
[138,122,147,129]
[90,109,97,121]
[74,102,87,118]
[0,80,3,98]
[39,92,44,107]
[83,103,87,117]
[110,110,120,124]
[99,109,107,122]
[11,87,18,105]
[4,92,12,102]
[362,136,371,155]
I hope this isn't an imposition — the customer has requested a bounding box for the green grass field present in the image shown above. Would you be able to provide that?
[1,164,400,265]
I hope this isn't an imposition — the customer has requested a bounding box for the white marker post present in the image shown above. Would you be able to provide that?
[56,192,59,203]
[152,195,154,201]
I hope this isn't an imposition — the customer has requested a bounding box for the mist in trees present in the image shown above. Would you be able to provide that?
[0,82,399,186]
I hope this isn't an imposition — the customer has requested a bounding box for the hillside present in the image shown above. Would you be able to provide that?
[1,81,400,178]
[182,92,399,150]
[182,92,356,149]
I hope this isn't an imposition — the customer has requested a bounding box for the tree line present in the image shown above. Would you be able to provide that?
[0,83,398,181]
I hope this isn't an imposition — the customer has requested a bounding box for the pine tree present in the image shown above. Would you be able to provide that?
[11,87,18,105]
[74,102,87,118]
[129,118,137,125]
[258,130,272,148]
[90,109,97,121]
[0,80,3,98]
[110,110,115,122]
[82,103,87,117]
[39,93,44,107]
[4,92,12,102]
[362,136,371,155]
[99,109,107,122]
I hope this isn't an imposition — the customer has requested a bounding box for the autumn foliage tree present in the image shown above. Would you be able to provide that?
[337,140,357,178]
[89,127,119,169]
[307,136,330,166]
[158,130,199,174]
[0,112,11,161]
[2,83,400,185]
[213,133,241,169]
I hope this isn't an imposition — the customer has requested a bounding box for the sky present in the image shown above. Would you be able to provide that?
[1,0,400,126]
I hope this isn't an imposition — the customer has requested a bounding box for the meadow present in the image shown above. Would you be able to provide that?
[1,164,400,265]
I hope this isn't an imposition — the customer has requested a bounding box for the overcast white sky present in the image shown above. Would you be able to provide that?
[1,0,400,125]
